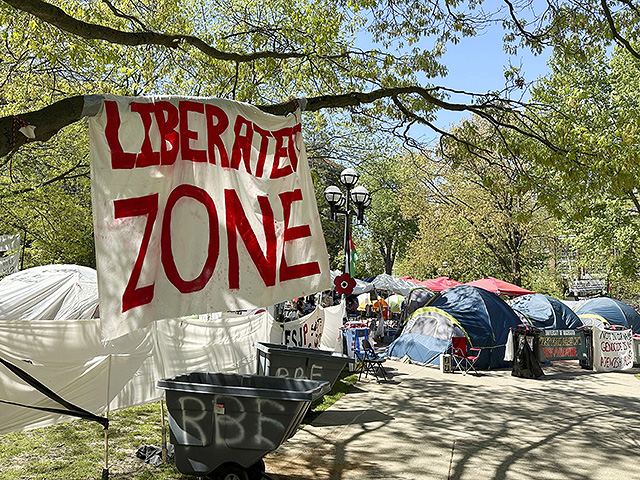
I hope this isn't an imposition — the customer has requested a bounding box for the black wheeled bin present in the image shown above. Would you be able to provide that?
[255,342,353,388]
[157,372,330,480]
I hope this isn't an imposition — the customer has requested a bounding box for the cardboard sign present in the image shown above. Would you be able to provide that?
[593,328,634,372]
[89,95,330,339]
[539,330,586,360]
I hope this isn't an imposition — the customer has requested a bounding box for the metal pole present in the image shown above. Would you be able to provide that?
[161,398,167,463]
[343,185,351,276]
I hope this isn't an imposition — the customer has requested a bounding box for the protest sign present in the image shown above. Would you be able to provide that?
[90,95,330,339]
[278,308,325,349]
[593,328,634,372]
[539,330,586,360]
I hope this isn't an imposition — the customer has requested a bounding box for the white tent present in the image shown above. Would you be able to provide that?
[0,265,344,434]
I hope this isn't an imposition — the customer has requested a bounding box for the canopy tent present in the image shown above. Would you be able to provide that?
[510,294,583,330]
[574,297,640,332]
[329,272,423,297]
[0,265,343,434]
[465,277,534,296]
[401,276,462,291]
[389,285,522,369]
[364,273,421,296]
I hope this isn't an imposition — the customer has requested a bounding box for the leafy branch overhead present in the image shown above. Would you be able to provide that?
[2,0,639,157]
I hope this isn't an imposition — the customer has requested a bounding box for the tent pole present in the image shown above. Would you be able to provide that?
[102,424,109,480]
[102,353,111,480]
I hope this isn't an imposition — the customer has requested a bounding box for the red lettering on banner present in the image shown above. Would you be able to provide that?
[271,127,294,179]
[253,125,272,178]
[155,101,179,165]
[130,102,160,167]
[179,101,207,162]
[225,189,276,289]
[230,115,253,173]
[205,104,229,166]
[105,101,136,169]
[161,185,220,293]
[288,124,301,171]
[105,100,303,178]
[114,194,159,312]
[279,189,320,281]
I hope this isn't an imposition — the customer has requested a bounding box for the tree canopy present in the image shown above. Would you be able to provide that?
[4,0,640,159]
[3,0,640,291]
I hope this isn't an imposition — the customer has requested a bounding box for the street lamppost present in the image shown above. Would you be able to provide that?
[323,168,371,279]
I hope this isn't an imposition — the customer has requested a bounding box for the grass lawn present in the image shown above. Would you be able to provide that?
[0,370,358,480]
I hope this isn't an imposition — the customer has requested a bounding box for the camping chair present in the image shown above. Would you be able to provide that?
[357,338,388,382]
[451,336,481,376]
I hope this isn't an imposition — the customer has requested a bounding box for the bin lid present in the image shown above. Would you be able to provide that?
[157,372,331,401]
[255,342,353,362]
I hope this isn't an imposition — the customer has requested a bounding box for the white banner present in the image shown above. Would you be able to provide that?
[0,254,19,276]
[89,95,330,339]
[593,328,634,372]
[278,306,325,348]
[0,234,19,252]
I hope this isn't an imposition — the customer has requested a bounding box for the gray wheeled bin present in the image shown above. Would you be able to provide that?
[255,342,353,388]
[157,372,330,480]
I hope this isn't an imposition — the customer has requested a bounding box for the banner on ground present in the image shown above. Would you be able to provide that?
[90,95,331,339]
[593,328,634,372]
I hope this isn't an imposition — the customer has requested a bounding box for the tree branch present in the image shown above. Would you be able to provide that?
[600,0,640,59]
[5,0,315,62]
[1,87,543,158]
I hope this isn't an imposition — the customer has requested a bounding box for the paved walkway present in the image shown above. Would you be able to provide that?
[265,359,640,480]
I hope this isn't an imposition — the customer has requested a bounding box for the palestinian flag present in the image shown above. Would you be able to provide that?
[349,234,358,275]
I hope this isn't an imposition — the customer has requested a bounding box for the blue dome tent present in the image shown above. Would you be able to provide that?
[574,297,640,332]
[510,294,583,330]
[388,285,522,369]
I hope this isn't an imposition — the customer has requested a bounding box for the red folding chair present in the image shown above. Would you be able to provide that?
[451,336,481,375]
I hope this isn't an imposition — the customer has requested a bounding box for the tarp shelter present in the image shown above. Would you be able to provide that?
[509,294,583,330]
[364,273,422,296]
[465,277,534,296]
[402,276,462,291]
[0,265,344,434]
[388,285,522,369]
[574,297,640,332]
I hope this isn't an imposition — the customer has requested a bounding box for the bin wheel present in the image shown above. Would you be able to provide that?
[247,459,266,480]
[216,464,250,480]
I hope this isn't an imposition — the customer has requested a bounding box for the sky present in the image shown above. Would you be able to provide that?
[419,25,552,144]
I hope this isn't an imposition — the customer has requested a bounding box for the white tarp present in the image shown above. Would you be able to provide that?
[89,95,330,340]
[319,302,346,353]
[592,328,634,372]
[368,273,419,296]
[0,265,342,434]
[0,234,19,251]
[0,265,99,320]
